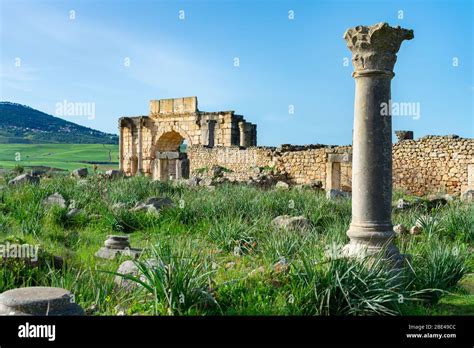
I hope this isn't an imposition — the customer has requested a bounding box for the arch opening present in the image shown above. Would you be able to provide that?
[152,131,189,181]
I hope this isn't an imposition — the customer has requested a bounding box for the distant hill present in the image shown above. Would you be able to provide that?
[0,102,118,144]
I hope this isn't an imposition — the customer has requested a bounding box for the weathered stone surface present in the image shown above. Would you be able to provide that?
[410,226,422,235]
[71,168,88,178]
[43,193,66,209]
[393,224,408,235]
[96,235,142,260]
[186,176,201,186]
[199,177,213,187]
[104,235,130,250]
[131,197,173,213]
[327,153,351,163]
[65,208,81,218]
[8,174,39,186]
[343,22,414,72]
[114,259,160,291]
[461,189,474,202]
[95,247,141,260]
[210,165,225,178]
[105,170,123,179]
[326,189,350,200]
[0,287,84,316]
[271,215,311,231]
[275,181,289,190]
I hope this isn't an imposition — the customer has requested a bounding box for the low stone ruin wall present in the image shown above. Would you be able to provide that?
[187,135,473,196]
[392,135,473,195]
[188,144,352,188]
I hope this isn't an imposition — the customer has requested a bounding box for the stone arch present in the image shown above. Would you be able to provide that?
[155,130,184,152]
[151,123,194,155]
[151,129,190,181]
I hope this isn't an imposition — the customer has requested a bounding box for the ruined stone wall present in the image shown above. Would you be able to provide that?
[188,146,275,181]
[393,136,474,195]
[188,144,352,188]
[119,97,257,176]
[188,136,473,195]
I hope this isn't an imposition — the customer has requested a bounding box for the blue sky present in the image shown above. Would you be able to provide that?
[0,0,472,146]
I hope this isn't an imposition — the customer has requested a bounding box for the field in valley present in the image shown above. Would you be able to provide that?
[0,174,472,316]
[0,144,119,172]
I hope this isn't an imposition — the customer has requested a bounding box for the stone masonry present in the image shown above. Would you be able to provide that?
[118,97,256,180]
[187,136,473,196]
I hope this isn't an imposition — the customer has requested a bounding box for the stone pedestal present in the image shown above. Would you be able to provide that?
[343,23,414,264]
[96,235,142,260]
[0,287,84,316]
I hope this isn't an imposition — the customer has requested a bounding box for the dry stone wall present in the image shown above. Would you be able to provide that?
[392,135,474,195]
[188,135,473,196]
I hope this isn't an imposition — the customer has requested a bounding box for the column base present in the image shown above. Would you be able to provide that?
[343,223,407,269]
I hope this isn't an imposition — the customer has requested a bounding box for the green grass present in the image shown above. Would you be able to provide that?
[0,144,118,172]
[0,174,472,316]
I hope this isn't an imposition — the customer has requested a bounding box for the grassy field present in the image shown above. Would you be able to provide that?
[0,174,472,316]
[0,144,119,172]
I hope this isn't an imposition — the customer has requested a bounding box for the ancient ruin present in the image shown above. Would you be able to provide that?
[118,96,256,181]
[119,101,473,196]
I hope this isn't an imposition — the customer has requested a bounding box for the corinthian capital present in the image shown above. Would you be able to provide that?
[344,22,414,73]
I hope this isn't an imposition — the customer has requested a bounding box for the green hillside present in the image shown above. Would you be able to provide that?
[0,143,119,172]
[0,102,118,144]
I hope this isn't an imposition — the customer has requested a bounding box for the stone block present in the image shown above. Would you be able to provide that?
[0,287,84,316]
[183,96,198,113]
[159,99,174,113]
[327,153,352,163]
[150,100,160,114]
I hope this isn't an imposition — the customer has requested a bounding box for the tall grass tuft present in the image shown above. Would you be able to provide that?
[289,253,417,316]
[406,239,469,303]
[114,242,217,315]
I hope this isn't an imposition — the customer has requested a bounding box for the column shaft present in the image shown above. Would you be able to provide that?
[137,119,143,175]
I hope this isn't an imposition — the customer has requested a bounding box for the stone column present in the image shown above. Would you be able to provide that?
[118,119,123,171]
[175,159,181,180]
[152,157,160,181]
[200,120,209,146]
[208,120,216,147]
[343,23,413,263]
[137,117,143,175]
[251,124,257,146]
[326,162,341,191]
[160,159,169,181]
[238,122,246,147]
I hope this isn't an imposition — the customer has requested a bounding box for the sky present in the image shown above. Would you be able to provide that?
[0,0,473,146]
